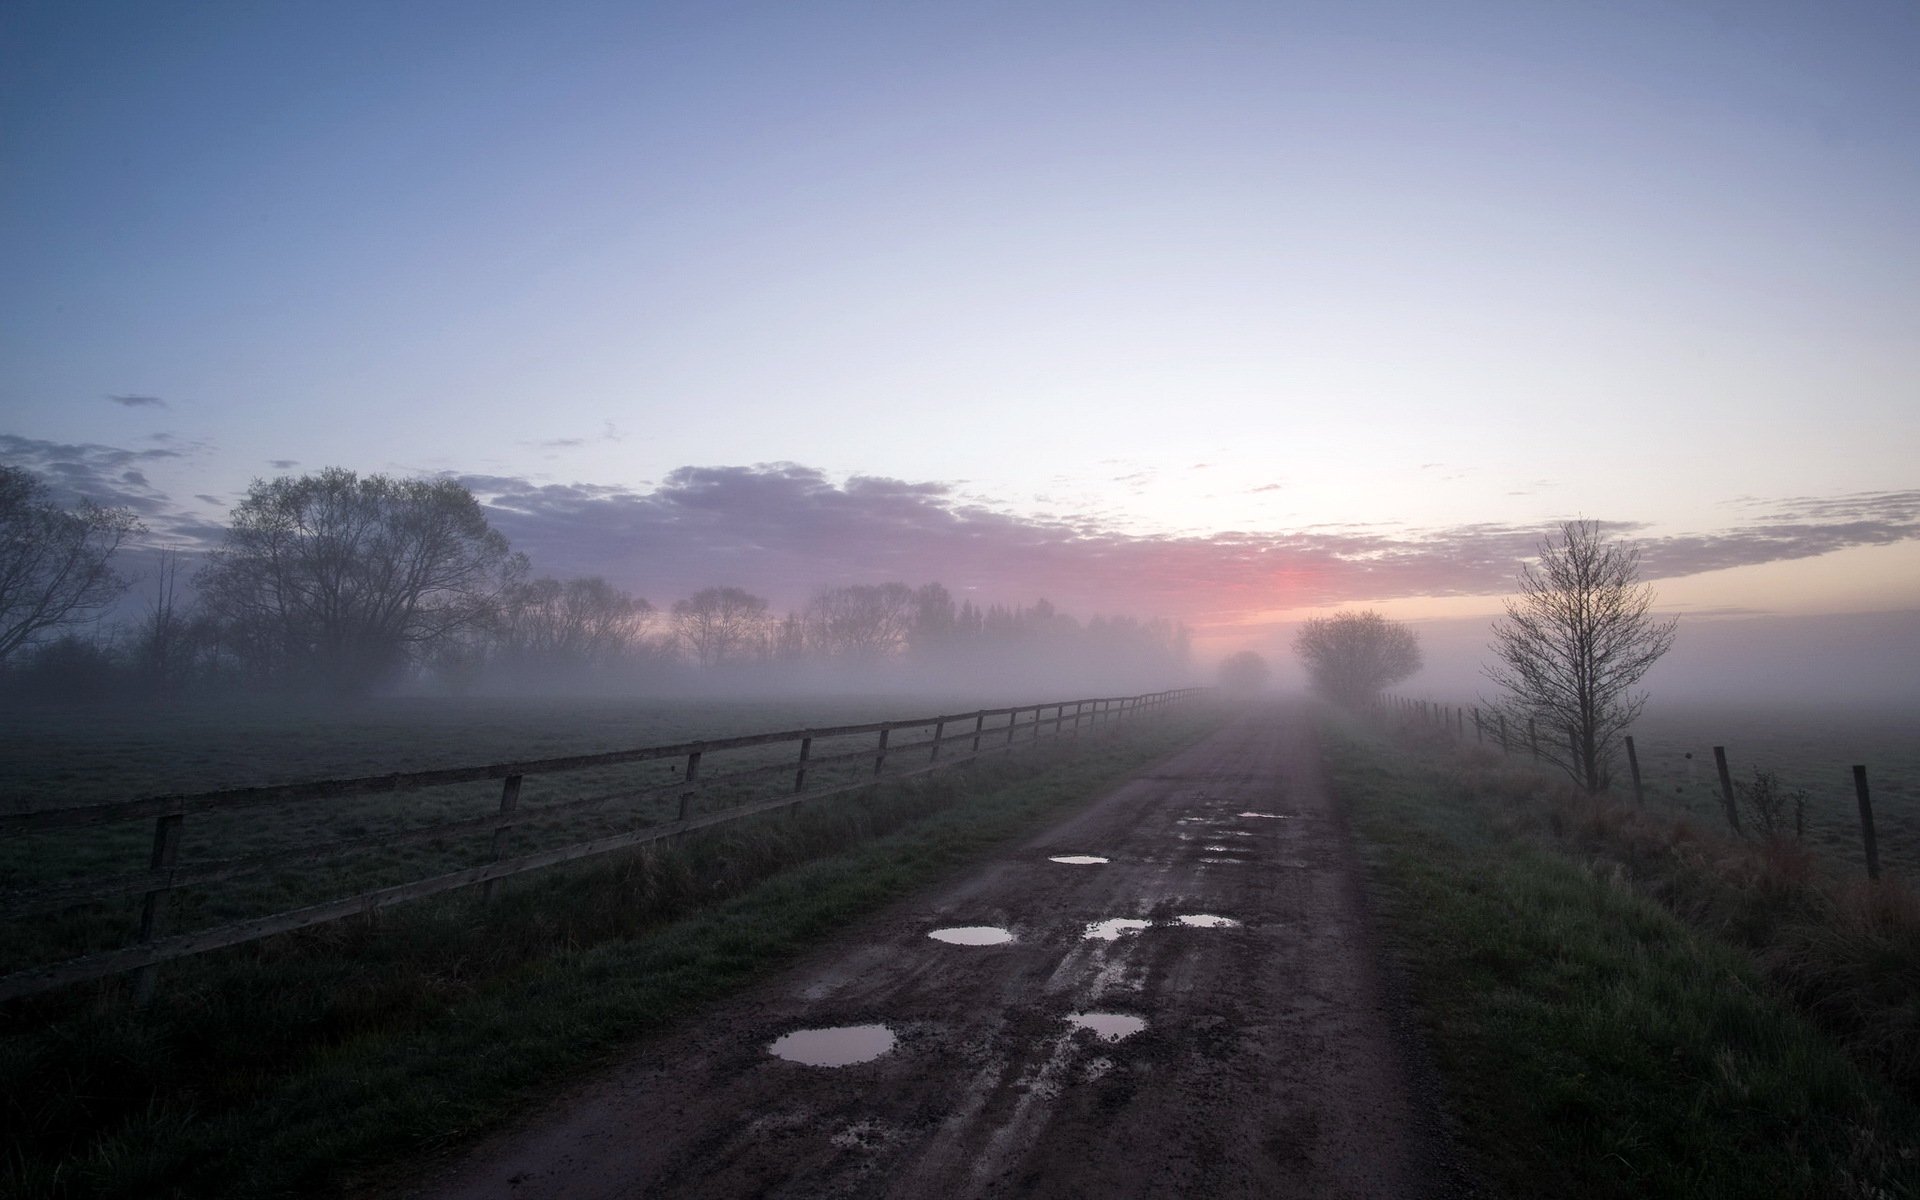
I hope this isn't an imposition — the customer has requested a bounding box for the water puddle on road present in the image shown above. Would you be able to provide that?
[1066,1012,1148,1042]
[1050,854,1109,865]
[1082,917,1152,941]
[768,1024,896,1067]
[1238,811,1295,819]
[1175,913,1242,928]
[928,926,1015,946]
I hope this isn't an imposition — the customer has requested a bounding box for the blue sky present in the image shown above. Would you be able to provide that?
[3,0,1917,639]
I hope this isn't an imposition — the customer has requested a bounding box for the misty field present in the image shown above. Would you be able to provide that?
[1618,703,1918,882]
[0,691,1027,977]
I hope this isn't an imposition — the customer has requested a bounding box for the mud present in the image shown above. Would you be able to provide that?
[397,703,1460,1199]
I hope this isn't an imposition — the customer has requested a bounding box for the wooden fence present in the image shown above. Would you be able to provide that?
[1378,692,1891,882]
[0,688,1202,1005]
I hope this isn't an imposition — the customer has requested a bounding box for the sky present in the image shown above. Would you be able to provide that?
[3,0,1918,671]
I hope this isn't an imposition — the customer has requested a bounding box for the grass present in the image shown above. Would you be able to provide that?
[1324,711,1920,1200]
[1,701,1226,1200]
[0,693,1072,974]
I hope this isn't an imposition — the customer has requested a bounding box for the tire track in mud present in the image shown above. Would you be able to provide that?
[401,704,1453,1199]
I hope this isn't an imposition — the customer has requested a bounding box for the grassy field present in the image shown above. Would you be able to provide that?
[1331,710,1920,1199]
[1452,700,1919,884]
[0,692,1064,976]
[1,696,1227,1199]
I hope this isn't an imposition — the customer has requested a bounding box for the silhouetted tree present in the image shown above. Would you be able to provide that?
[1216,650,1271,693]
[0,464,142,664]
[1294,610,1421,708]
[803,582,916,663]
[496,575,652,675]
[1487,519,1676,792]
[195,469,517,693]
[671,586,768,668]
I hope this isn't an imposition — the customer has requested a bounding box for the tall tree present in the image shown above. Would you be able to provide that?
[195,469,517,693]
[0,464,142,664]
[1486,519,1677,792]
[671,586,768,668]
[1293,610,1421,708]
[803,582,916,663]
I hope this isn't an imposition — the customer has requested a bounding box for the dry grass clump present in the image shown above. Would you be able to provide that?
[1443,752,1920,1099]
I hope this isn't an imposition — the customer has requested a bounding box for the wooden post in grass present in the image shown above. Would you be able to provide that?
[972,712,986,754]
[873,727,890,777]
[679,751,702,821]
[1007,708,1020,746]
[930,719,945,763]
[793,737,812,793]
[1713,746,1741,833]
[1624,736,1644,805]
[131,811,185,1007]
[481,773,523,905]
[1853,765,1882,881]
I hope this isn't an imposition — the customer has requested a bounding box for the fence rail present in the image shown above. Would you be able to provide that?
[0,689,1201,1004]
[1377,692,1894,884]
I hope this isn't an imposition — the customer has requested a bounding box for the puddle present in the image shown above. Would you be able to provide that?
[1175,913,1242,928]
[1050,854,1109,865]
[768,1024,896,1066]
[928,926,1015,945]
[1066,1011,1147,1042]
[1238,811,1295,819]
[1082,917,1152,941]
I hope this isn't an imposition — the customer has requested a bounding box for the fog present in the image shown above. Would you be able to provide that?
[1248,609,1920,718]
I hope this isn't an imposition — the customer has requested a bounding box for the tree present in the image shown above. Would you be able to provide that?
[195,468,518,693]
[495,575,652,675]
[0,464,142,664]
[1486,519,1677,792]
[1293,610,1421,707]
[671,586,768,668]
[1217,649,1271,693]
[803,582,916,664]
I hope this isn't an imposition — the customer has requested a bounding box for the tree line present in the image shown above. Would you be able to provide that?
[0,464,1190,701]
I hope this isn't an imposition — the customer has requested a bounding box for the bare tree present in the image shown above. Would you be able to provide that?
[1486,519,1677,792]
[0,464,142,664]
[1293,610,1421,707]
[671,586,768,669]
[195,469,518,693]
[803,582,916,664]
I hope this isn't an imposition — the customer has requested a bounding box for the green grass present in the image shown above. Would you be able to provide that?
[0,693,1069,974]
[1325,713,1920,1200]
[2,702,1226,1200]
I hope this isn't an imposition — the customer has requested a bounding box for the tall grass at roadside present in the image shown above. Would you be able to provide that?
[1325,713,1920,1199]
[1,706,1224,1200]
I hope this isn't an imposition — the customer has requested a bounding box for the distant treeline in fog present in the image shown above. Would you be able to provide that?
[1,467,1191,703]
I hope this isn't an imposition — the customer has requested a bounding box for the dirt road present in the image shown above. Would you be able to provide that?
[402,705,1456,1199]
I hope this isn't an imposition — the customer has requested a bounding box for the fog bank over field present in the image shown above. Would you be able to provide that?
[1258,609,1920,715]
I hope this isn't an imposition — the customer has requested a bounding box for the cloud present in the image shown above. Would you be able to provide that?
[0,433,218,547]
[107,393,168,409]
[457,464,1920,620]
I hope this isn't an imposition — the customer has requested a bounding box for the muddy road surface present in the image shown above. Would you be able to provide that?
[401,705,1454,1199]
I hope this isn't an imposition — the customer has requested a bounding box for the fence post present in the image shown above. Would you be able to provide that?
[1007,708,1020,745]
[130,810,185,1007]
[482,773,523,905]
[794,736,813,794]
[873,726,891,776]
[1624,736,1644,805]
[1713,746,1741,833]
[679,750,703,821]
[1853,765,1881,881]
[930,719,945,763]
